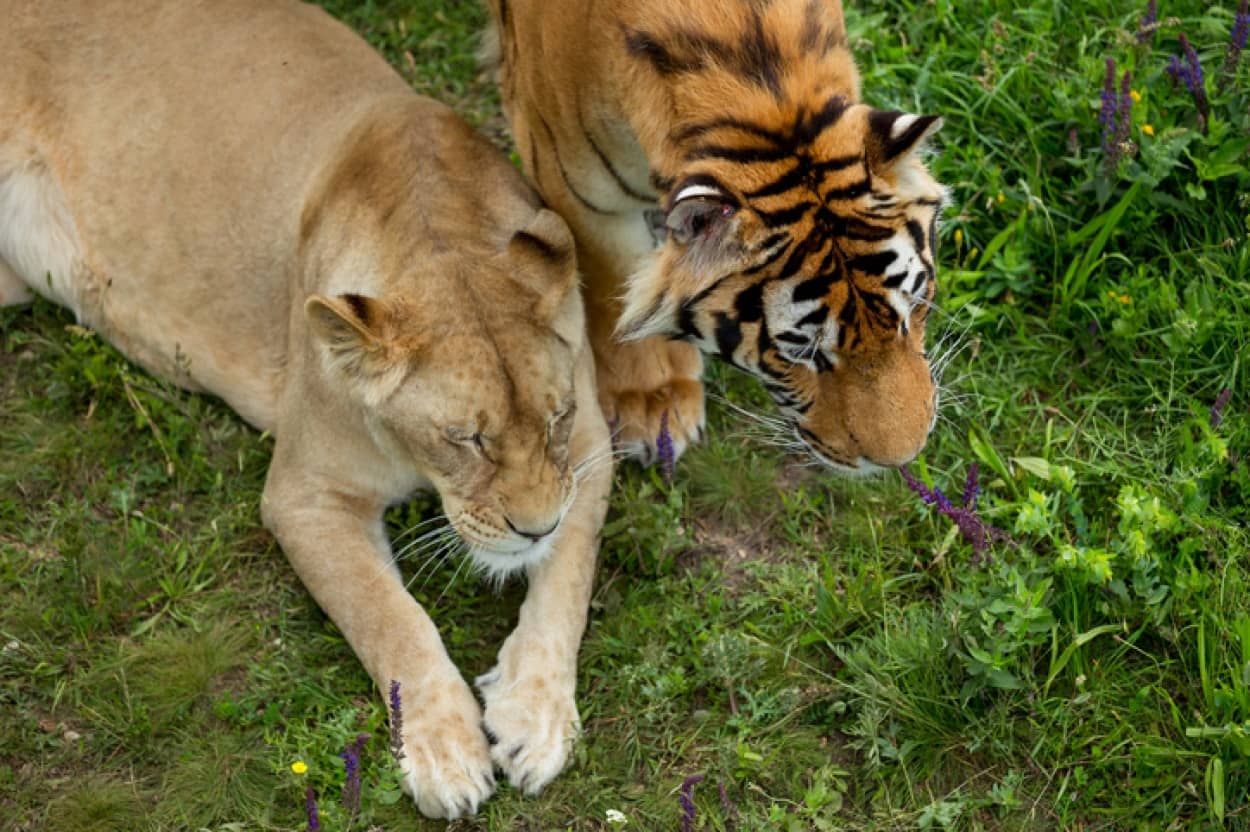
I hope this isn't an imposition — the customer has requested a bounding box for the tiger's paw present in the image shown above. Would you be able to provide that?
[594,336,705,466]
[395,677,495,820]
[477,663,580,796]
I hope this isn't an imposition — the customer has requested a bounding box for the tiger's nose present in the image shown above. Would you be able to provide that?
[506,517,558,541]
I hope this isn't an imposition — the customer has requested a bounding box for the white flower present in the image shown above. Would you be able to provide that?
[605,808,628,825]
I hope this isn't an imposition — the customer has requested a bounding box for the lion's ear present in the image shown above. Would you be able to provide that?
[508,209,579,321]
[307,293,380,344]
[305,293,394,377]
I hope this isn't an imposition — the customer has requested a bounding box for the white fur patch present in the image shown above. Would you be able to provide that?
[672,184,724,204]
[0,160,85,313]
[468,535,556,586]
[890,114,919,140]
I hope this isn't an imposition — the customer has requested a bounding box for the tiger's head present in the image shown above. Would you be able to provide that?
[618,101,945,473]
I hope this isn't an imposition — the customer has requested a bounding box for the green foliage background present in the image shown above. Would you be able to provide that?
[2,0,1248,829]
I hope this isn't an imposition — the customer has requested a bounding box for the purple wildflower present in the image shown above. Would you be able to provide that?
[961,463,981,511]
[901,466,1010,563]
[1100,59,1135,172]
[1138,0,1159,44]
[1211,388,1233,428]
[341,732,370,815]
[1179,33,1210,130]
[304,787,320,832]
[388,680,405,762]
[656,409,676,485]
[1167,53,1187,85]
[679,774,704,832]
[1224,0,1249,81]
[1099,57,1119,163]
[1116,70,1134,150]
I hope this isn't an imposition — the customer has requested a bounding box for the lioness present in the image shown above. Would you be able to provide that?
[1,0,612,819]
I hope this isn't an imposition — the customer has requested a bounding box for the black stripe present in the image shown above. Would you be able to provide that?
[846,251,899,274]
[839,286,859,329]
[776,243,812,281]
[527,131,541,186]
[622,27,703,75]
[746,163,809,199]
[793,270,838,303]
[713,312,742,360]
[906,219,926,253]
[754,231,790,253]
[755,201,814,228]
[672,117,788,146]
[686,142,794,164]
[796,96,851,143]
[798,306,828,327]
[739,9,783,97]
[840,218,896,242]
[774,330,809,345]
[861,291,898,323]
[676,302,700,339]
[823,179,871,201]
[883,271,909,289]
[651,170,675,192]
[581,113,655,204]
[536,115,613,215]
[811,154,863,174]
[681,271,738,318]
[744,238,792,274]
[812,351,834,372]
[734,282,765,322]
[800,0,824,51]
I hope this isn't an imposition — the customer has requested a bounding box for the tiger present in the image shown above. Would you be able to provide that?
[2,0,613,819]
[483,0,947,473]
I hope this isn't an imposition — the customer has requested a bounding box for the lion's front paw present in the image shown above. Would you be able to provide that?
[595,336,705,466]
[476,664,580,795]
[396,680,495,820]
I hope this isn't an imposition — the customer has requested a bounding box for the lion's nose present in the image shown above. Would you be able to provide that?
[505,517,558,541]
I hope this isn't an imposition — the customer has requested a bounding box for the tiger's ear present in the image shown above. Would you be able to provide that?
[865,110,942,170]
[617,181,741,340]
[305,293,394,376]
[508,208,579,321]
[664,180,737,247]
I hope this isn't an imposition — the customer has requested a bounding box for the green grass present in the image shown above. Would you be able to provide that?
[3,0,1249,829]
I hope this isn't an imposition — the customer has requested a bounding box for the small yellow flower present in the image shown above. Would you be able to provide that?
[1130,89,1142,103]
[291,761,308,775]
[954,228,964,247]
[1118,293,1132,305]
[1142,123,1155,137]
[968,247,980,262]
[996,191,1006,203]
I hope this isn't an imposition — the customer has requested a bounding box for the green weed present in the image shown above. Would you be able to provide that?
[3,0,1248,829]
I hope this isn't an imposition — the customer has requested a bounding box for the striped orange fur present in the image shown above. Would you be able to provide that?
[485,0,947,472]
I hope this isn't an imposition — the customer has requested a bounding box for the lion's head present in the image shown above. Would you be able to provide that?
[306,208,585,577]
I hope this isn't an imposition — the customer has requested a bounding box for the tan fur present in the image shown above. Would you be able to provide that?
[1,0,611,819]
[486,0,946,470]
